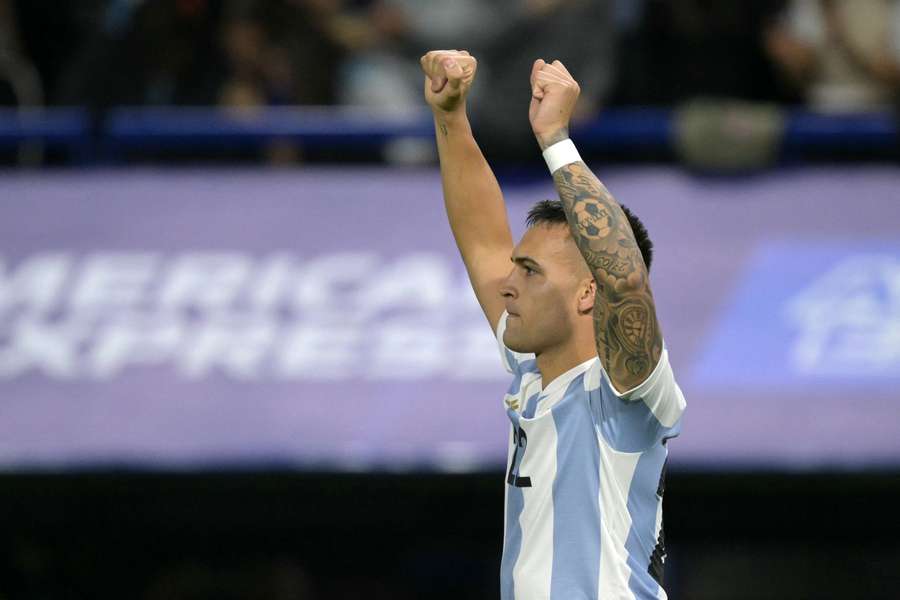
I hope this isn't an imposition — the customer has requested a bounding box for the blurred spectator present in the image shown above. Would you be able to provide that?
[54,1,341,110]
[322,0,614,159]
[218,2,293,108]
[474,0,615,157]
[612,0,786,106]
[765,0,900,112]
[324,0,502,112]
[59,1,223,108]
[218,0,341,107]
[0,0,42,107]
[215,1,346,163]
[0,0,44,165]
[10,1,93,105]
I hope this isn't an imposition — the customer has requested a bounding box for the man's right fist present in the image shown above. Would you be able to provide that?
[420,50,477,114]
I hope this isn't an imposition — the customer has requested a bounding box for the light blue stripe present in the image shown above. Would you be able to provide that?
[625,442,667,599]
[550,374,601,600]
[507,358,539,396]
[519,358,539,374]
[503,346,518,372]
[503,341,537,376]
[592,377,681,453]
[523,392,541,419]
[500,411,525,600]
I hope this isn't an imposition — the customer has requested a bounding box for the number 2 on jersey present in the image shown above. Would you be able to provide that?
[506,426,532,488]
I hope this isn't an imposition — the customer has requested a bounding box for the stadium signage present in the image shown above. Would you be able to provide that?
[0,251,503,381]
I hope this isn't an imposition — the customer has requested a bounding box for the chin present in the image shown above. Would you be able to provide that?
[503,329,534,354]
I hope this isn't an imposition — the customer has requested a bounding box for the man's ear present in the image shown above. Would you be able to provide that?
[577,278,596,314]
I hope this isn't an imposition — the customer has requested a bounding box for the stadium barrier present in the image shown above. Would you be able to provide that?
[0,108,90,149]
[0,106,896,162]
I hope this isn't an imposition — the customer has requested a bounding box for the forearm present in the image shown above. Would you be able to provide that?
[551,159,645,288]
[529,58,663,390]
[434,109,513,268]
[549,145,662,391]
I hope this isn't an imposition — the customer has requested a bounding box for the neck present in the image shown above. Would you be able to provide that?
[535,338,597,389]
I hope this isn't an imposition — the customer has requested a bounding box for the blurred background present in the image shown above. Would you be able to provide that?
[1,0,899,598]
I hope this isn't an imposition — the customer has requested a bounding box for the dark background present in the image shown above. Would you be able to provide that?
[4,470,900,599]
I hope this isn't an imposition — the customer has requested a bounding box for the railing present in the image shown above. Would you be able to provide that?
[0,106,896,164]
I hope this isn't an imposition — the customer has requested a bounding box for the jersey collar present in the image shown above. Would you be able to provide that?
[539,356,598,398]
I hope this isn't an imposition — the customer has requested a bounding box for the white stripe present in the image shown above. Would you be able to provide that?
[505,372,542,412]
[596,347,687,429]
[640,354,686,428]
[597,431,641,600]
[512,416,558,600]
[534,357,595,416]
[584,359,603,392]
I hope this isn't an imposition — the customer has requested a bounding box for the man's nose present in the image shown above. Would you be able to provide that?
[499,269,517,299]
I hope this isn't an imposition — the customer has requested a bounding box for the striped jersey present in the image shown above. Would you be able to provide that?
[496,311,686,600]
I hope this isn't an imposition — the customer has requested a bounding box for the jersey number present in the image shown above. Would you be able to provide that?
[506,426,532,488]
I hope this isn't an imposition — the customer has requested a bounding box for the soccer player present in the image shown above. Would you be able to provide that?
[420,49,687,600]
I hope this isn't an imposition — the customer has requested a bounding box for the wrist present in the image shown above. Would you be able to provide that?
[535,127,570,151]
[542,138,581,174]
[433,107,471,138]
[431,102,468,120]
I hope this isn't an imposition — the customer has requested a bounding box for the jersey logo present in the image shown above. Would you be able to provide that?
[506,426,532,488]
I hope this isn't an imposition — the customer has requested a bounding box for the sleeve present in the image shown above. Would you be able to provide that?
[586,345,687,452]
[495,310,536,374]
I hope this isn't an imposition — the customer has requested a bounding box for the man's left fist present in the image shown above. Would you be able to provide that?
[529,59,580,149]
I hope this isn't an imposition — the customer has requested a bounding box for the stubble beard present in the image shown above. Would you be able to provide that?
[504,320,535,354]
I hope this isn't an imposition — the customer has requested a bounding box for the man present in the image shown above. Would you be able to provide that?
[421,49,686,600]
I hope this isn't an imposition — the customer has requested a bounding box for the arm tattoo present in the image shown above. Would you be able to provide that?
[553,161,663,392]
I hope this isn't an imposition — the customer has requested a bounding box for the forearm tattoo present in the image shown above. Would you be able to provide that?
[553,162,663,391]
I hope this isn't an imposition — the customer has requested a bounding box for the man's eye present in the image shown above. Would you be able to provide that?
[524,266,535,275]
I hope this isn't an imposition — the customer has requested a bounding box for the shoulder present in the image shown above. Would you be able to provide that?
[586,345,687,453]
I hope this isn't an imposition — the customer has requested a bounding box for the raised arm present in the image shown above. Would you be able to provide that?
[421,50,513,332]
[528,59,663,393]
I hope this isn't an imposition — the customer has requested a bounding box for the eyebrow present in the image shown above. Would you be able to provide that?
[511,256,543,272]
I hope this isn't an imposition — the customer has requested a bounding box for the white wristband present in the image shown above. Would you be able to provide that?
[542,138,581,174]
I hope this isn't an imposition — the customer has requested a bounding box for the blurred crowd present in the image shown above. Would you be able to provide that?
[1,0,899,160]
[2,0,897,109]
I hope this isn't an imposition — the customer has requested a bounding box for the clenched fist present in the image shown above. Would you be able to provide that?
[420,50,477,114]
[529,59,580,149]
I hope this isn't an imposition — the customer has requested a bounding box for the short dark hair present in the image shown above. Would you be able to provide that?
[525,199,654,271]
